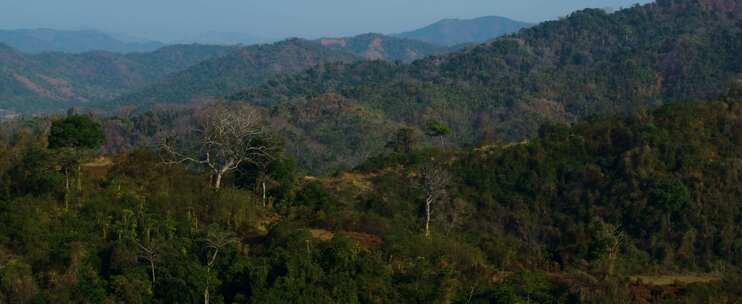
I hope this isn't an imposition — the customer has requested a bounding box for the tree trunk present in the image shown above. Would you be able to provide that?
[77,164,82,192]
[262,181,267,207]
[204,285,209,304]
[214,163,233,189]
[64,167,70,210]
[149,260,156,286]
[65,168,70,192]
[425,195,433,238]
[205,249,219,304]
[214,173,223,190]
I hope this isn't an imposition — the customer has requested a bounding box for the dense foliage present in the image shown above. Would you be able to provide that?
[1,93,742,302]
[228,0,742,172]
[116,35,448,107]
[115,39,360,107]
[0,1,741,302]
[48,115,104,149]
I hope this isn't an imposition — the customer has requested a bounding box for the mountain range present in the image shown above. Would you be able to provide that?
[116,34,448,106]
[394,16,531,46]
[0,32,451,112]
[3,0,742,174]
[90,0,742,174]
[0,16,530,55]
[3,2,742,301]
[224,0,742,172]
[0,44,234,112]
[174,31,276,46]
[114,39,359,106]
[0,15,532,112]
[0,29,165,54]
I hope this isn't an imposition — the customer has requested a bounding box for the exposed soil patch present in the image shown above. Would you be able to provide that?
[310,229,383,248]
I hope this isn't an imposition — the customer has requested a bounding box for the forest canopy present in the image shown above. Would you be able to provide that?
[1,95,742,303]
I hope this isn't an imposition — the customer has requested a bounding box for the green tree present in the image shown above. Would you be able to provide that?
[47,114,105,204]
[425,119,452,146]
[650,178,690,229]
[386,127,417,153]
[0,256,39,303]
[48,115,104,150]
[236,157,298,207]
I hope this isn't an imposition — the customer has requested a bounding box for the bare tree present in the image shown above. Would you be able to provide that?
[134,240,159,288]
[605,225,624,276]
[160,104,274,189]
[419,163,451,239]
[202,227,238,304]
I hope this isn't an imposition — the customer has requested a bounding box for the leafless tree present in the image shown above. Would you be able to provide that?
[160,104,274,189]
[419,162,451,239]
[134,240,159,288]
[605,224,625,276]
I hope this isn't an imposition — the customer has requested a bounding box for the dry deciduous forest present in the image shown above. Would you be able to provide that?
[1,0,742,303]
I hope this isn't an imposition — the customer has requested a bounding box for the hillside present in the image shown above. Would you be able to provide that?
[176,31,275,45]
[3,0,742,302]
[230,0,742,172]
[317,33,445,62]
[122,44,236,75]
[0,44,234,112]
[3,94,742,302]
[0,31,446,112]
[0,29,165,54]
[115,35,444,106]
[345,96,742,303]
[395,16,531,46]
[115,39,359,106]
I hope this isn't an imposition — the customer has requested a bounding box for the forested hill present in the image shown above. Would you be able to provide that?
[114,35,444,106]
[316,33,445,62]
[233,0,742,144]
[0,29,165,54]
[394,15,531,46]
[114,39,359,106]
[0,32,444,113]
[0,44,234,112]
[2,93,742,302]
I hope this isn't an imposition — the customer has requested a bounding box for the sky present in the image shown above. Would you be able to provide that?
[0,0,654,42]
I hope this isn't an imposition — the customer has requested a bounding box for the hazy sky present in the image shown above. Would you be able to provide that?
[0,0,654,42]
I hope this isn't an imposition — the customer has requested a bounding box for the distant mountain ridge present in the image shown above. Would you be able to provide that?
[0,31,447,112]
[0,29,165,54]
[175,31,276,46]
[0,43,234,112]
[395,16,531,46]
[227,0,742,172]
[115,34,446,106]
[116,39,359,106]
[317,33,446,62]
